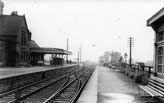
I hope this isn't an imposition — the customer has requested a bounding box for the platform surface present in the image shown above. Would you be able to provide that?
[77,65,98,103]
[78,66,155,103]
[0,64,76,79]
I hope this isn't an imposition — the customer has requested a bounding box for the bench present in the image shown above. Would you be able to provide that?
[139,75,164,97]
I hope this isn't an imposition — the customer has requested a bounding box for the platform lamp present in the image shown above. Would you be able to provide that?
[124,53,128,67]
[66,38,69,64]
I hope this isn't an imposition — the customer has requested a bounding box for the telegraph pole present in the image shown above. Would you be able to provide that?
[66,38,69,63]
[111,50,113,64]
[80,45,82,63]
[130,37,132,68]
[128,37,134,68]
[78,51,80,66]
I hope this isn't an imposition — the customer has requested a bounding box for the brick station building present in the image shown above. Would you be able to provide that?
[0,1,71,67]
[148,7,164,78]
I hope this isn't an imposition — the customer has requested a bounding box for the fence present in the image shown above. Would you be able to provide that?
[119,63,154,76]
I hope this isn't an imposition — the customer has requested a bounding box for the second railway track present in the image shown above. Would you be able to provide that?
[0,66,94,103]
[43,68,94,103]
[0,67,85,103]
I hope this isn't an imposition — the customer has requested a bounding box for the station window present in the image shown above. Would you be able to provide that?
[157,47,163,73]
[158,31,164,42]
[21,51,23,62]
[21,31,26,45]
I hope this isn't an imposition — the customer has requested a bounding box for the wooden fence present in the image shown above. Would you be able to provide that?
[118,63,154,76]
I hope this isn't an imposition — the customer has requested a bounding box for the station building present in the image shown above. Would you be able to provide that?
[148,7,164,78]
[0,0,71,67]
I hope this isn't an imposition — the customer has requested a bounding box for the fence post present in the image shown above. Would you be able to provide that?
[142,66,144,72]
[148,67,151,76]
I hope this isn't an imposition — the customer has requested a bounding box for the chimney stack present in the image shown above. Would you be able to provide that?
[11,11,18,16]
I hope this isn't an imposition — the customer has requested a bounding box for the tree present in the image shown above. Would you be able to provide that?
[119,56,124,63]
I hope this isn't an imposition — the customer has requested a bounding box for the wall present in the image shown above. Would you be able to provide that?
[0,65,78,93]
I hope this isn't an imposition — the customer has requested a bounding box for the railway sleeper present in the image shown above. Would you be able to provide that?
[63,91,76,94]
[53,98,71,102]
[24,89,35,92]
[56,94,73,99]
[52,101,68,103]
[0,100,11,103]
[0,98,13,101]
[64,88,77,92]
[2,96,14,99]
[2,95,14,98]
[60,93,74,97]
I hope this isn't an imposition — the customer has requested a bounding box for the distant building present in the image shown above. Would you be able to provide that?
[111,51,121,64]
[148,7,164,78]
[0,1,71,66]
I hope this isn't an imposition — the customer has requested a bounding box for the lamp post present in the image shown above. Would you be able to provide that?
[124,53,128,63]
[78,51,80,66]
[124,53,128,68]
[80,44,82,63]
[66,38,69,64]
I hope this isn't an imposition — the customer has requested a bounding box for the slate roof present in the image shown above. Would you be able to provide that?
[29,40,39,48]
[147,7,164,26]
[0,14,72,55]
[30,47,72,55]
[0,15,26,35]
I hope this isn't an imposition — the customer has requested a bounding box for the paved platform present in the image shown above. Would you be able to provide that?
[0,64,76,79]
[98,66,139,103]
[78,66,158,103]
[77,66,98,103]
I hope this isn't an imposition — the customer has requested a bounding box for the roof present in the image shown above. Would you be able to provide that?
[29,40,39,48]
[0,15,27,35]
[147,7,164,26]
[30,47,72,55]
[0,14,73,55]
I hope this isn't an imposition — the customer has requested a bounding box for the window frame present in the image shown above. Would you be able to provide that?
[157,46,164,74]
[21,31,26,45]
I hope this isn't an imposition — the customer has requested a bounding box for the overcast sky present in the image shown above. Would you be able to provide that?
[3,0,164,62]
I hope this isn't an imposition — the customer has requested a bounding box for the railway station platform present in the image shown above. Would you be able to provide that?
[77,65,98,103]
[0,64,78,94]
[78,66,155,103]
[0,64,76,79]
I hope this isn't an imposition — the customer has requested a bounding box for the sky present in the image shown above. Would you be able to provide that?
[3,0,164,62]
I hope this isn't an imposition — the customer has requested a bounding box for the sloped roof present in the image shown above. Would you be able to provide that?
[0,15,25,35]
[30,47,72,55]
[0,14,72,55]
[29,40,39,48]
[147,7,164,26]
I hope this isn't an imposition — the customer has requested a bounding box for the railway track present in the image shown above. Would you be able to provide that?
[21,68,85,103]
[0,67,84,103]
[43,68,94,103]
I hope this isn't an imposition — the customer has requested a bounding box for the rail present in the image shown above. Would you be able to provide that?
[43,69,93,103]
[43,71,86,103]
[70,69,94,103]
[0,67,83,103]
